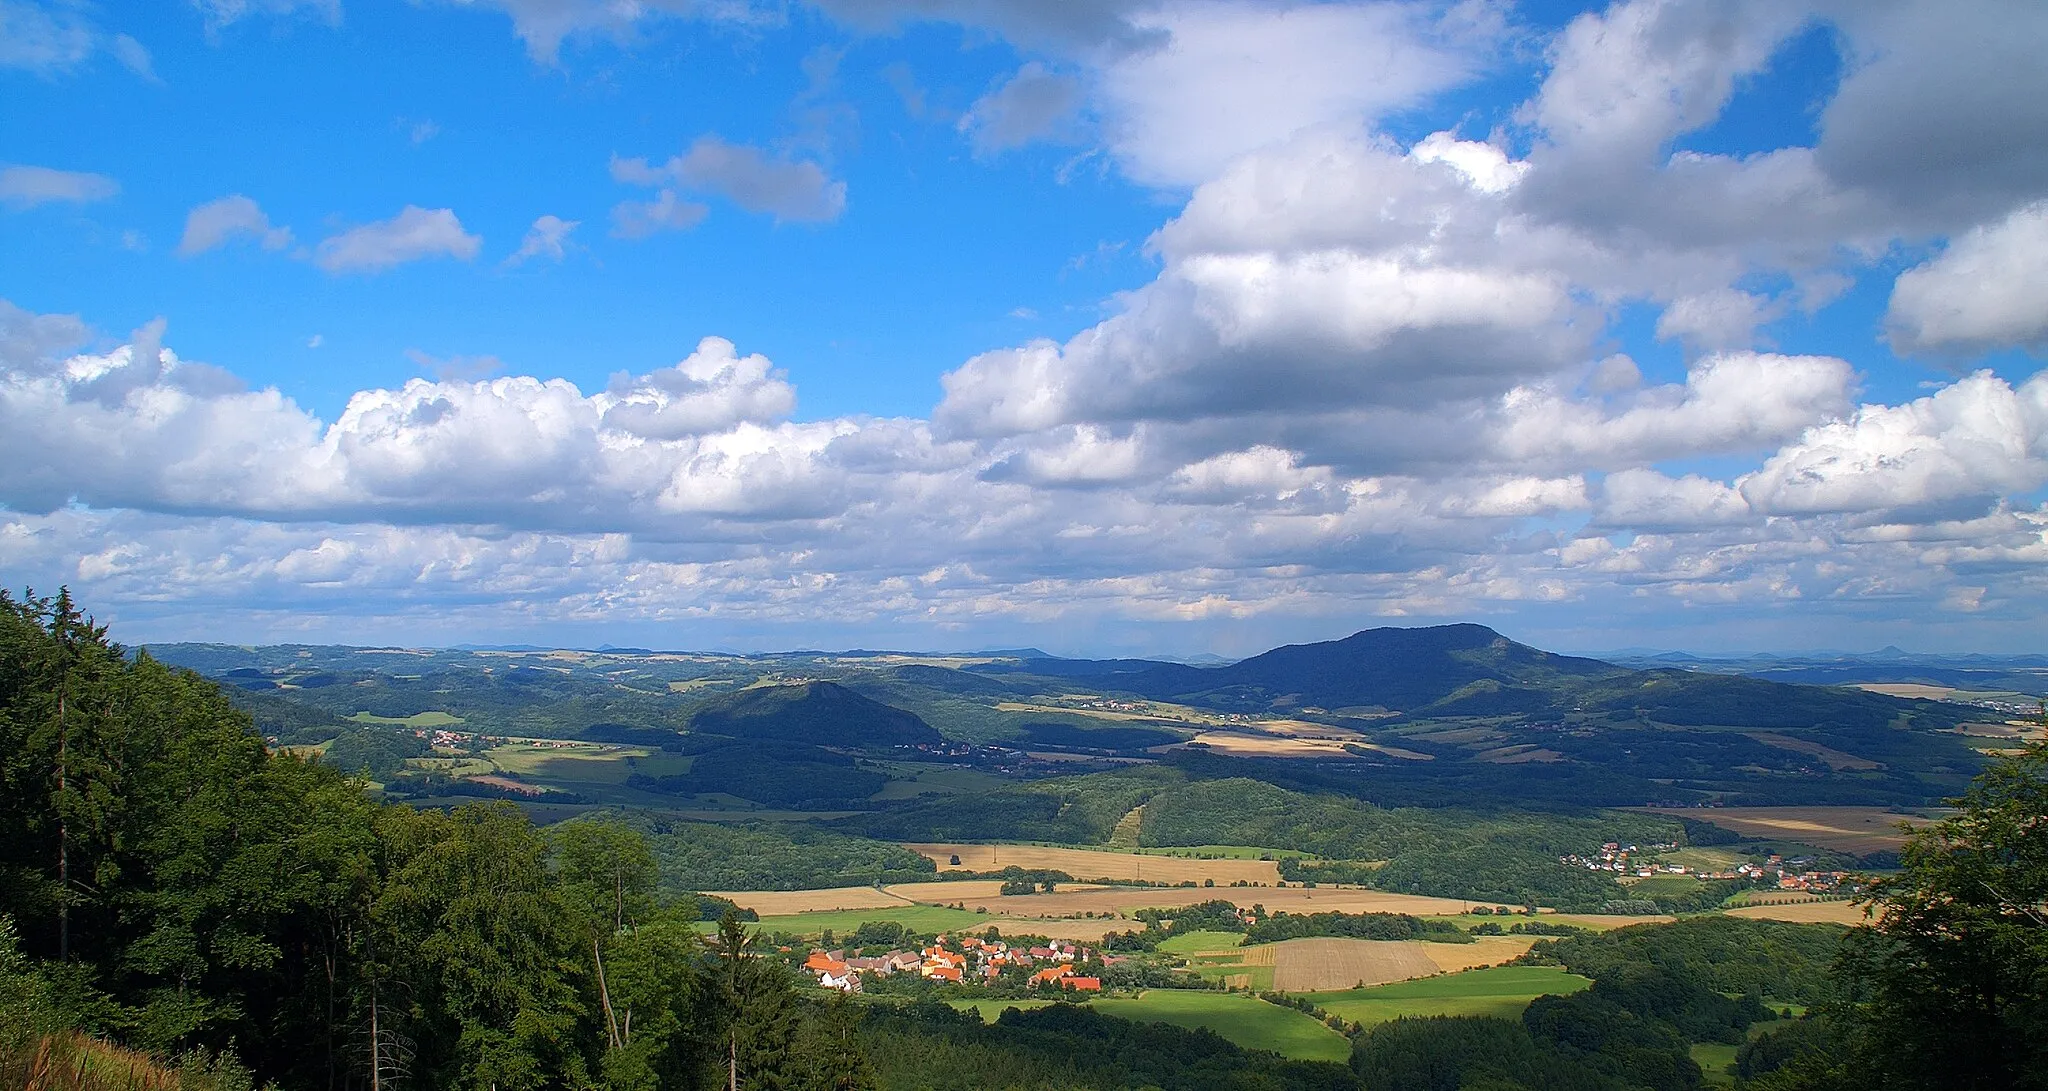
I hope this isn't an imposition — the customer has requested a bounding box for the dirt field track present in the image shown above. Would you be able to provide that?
[1640,806,1934,855]
[1727,900,1872,925]
[907,843,1282,885]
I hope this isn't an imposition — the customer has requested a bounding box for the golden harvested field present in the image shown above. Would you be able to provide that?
[1183,731,1352,757]
[1271,939,1440,991]
[1854,683,1959,699]
[1181,731,1432,761]
[1953,721,2047,741]
[1727,901,1872,925]
[1251,719,1367,738]
[703,886,915,914]
[908,883,1479,920]
[1640,806,1933,854]
[1422,936,1541,972]
[907,843,1282,885]
[992,917,1140,941]
[1543,913,1676,930]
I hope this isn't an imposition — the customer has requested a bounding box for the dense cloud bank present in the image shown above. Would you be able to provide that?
[4,0,2048,648]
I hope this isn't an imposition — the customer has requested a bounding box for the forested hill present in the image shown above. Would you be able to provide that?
[1125,623,1629,712]
[688,680,941,746]
[972,622,1979,732]
[146,621,1992,809]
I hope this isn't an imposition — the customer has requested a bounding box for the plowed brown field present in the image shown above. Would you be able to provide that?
[1270,940,1439,991]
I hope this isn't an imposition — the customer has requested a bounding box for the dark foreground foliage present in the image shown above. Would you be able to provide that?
[0,589,871,1090]
[860,1001,1358,1091]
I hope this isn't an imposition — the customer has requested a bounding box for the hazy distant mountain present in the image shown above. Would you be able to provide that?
[1118,624,1627,713]
[687,681,942,747]
[966,625,1986,743]
[1601,647,2048,696]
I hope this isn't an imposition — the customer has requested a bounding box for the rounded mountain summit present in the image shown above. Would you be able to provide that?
[688,680,943,747]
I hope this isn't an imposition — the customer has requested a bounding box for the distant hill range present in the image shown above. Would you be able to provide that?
[972,622,1981,733]
[1602,647,2048,695]
[688,681,942,747]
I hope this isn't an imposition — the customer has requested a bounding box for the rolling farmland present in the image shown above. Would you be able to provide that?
[953,992,1354,1063]
[1642,806,1934,855]
[1304,966,1593,1027]
[704,879,1486,941]
[906,842,1283,885]
[1727,900,1871,925]
[1183,935,1537,992]
[1270,939,1440,991]
[1084,991,1353,1062]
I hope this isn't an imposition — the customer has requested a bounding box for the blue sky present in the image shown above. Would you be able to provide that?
[3,0,2046,657]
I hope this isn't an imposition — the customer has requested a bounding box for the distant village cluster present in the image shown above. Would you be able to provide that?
[800,934,1104,995]
[1562,842,1861,894]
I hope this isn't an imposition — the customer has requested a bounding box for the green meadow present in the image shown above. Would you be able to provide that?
[742,905,997,937]
[1692,1041,1739,1087]
[947,999,1060,1022]
[349,710,465,727]
[1623,875,1711,899]
[1154,930,1247,954]
[1304,966,1592,1027]
[1085,990,1351,1062]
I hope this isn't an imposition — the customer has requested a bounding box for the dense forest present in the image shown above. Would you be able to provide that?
[0,591,870,1090]
[4,590,2044,1090]
[846,771,1690,909]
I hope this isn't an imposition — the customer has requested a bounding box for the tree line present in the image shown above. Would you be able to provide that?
[3,588,2041,1090]
[0,589,872,1090]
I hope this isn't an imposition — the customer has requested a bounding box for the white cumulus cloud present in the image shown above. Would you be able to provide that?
[314,206,482,273]
[503,214,579,266]
[1887,201,2048,354]
[179,195,293,256]
[0,165,118,209]
[614,136,847,224]
[1740,370,2048,518]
